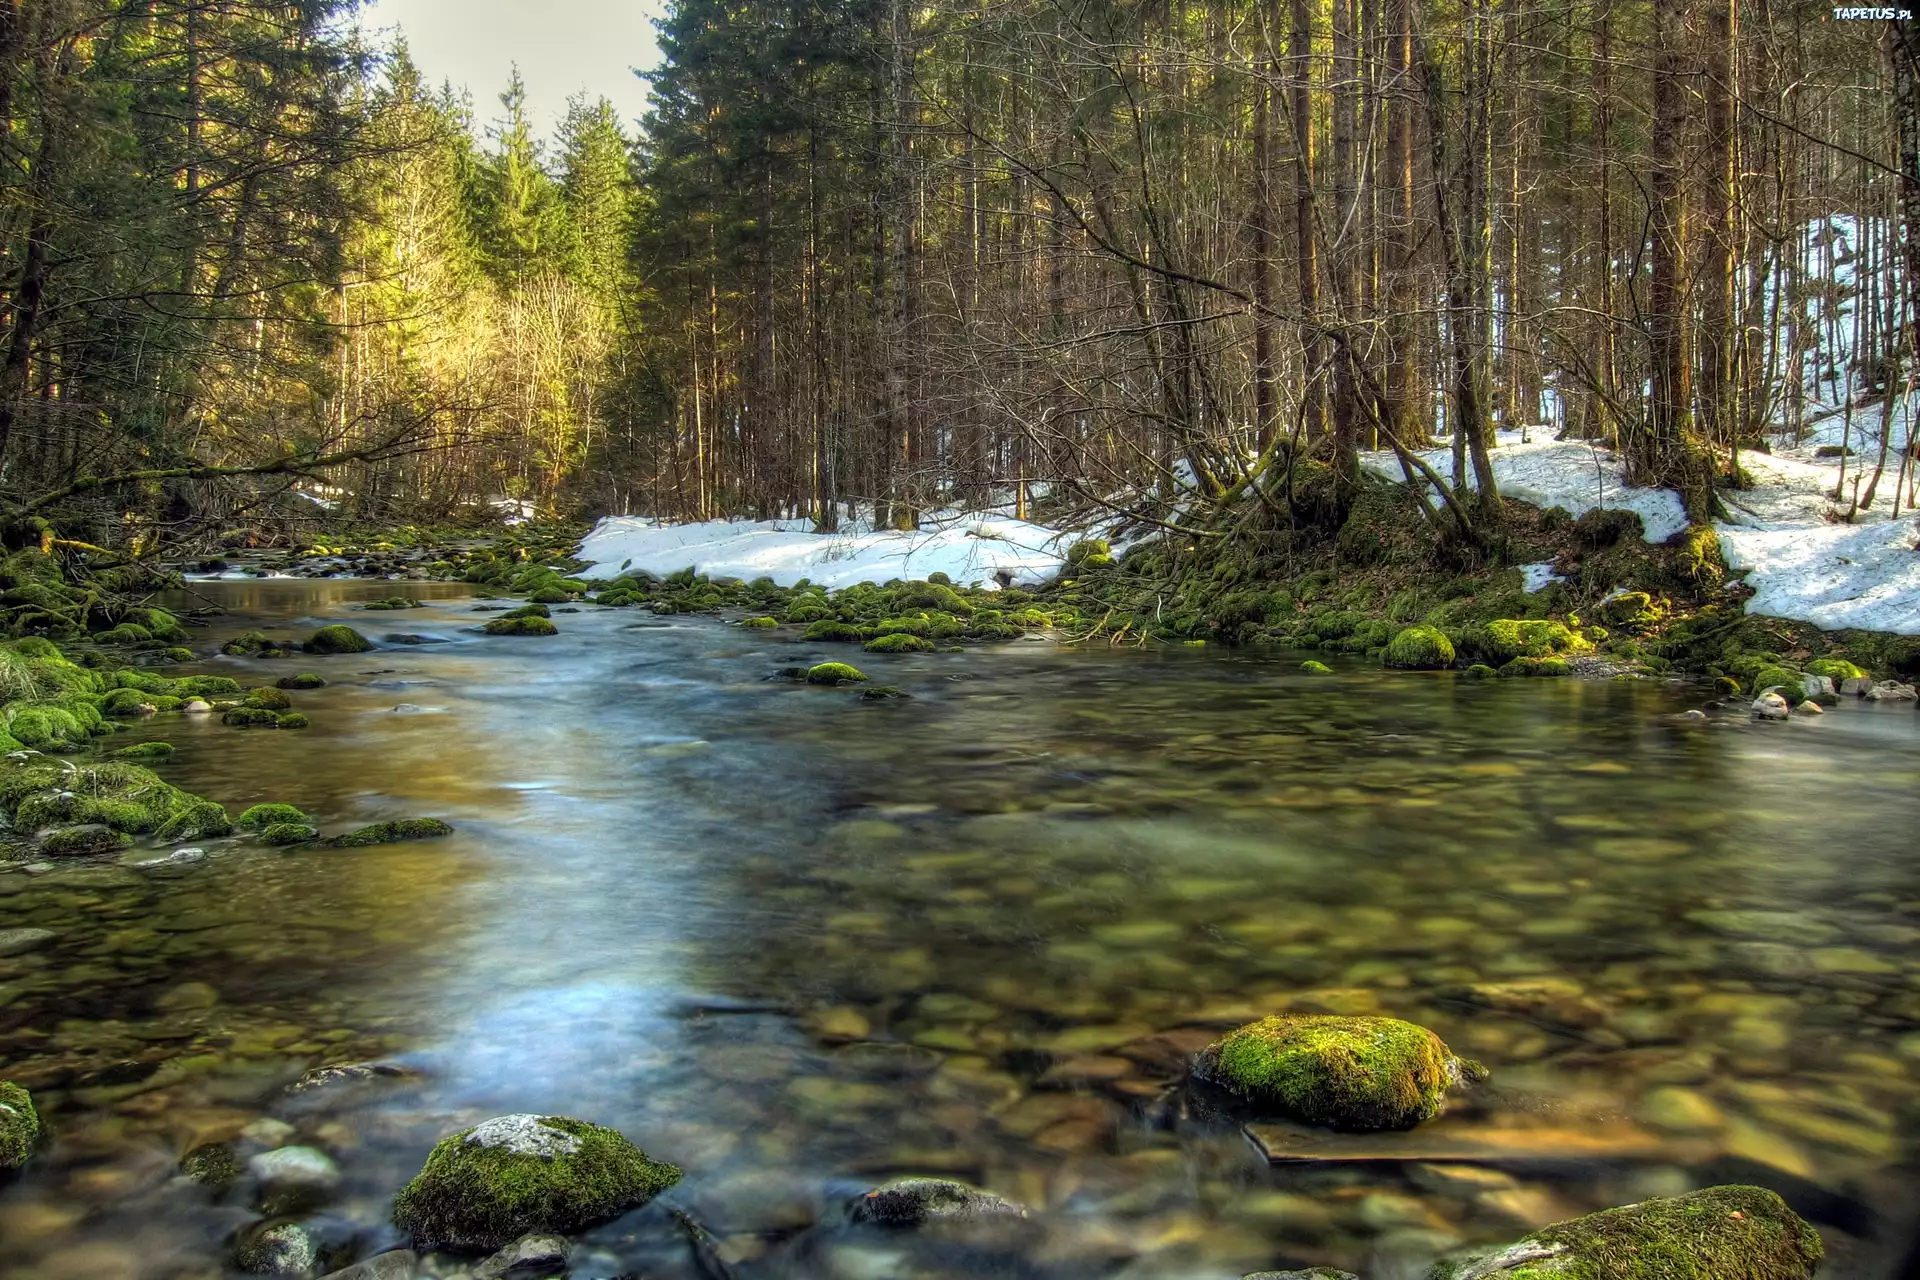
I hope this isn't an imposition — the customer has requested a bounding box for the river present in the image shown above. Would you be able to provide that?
[0,579,1916,1279]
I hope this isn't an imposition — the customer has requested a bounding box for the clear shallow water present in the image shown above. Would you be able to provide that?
[2,580,1918,1279]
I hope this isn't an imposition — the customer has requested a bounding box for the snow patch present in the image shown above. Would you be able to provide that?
[1518,562,1566,593]
[576,513,1088,589]
[462,1115,582,1159]
[1717,517,1920,635]
[1360,432,1690,543]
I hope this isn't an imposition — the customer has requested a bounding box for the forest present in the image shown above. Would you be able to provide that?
[0,0,1913,553]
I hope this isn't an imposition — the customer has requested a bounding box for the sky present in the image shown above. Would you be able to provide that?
[359,0,665,139]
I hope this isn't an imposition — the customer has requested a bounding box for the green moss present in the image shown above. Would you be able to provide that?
[244,686,293,711]
[0,1081,37,1170]
[261,823,319,846]
[527,587,572,604]
[505,603,552,619]
[222,707,281,727]
[221,631,292,657]
[238,803,309,830]
[806,662,869,685]
[304,625,375,654]
[864,633,936,653]
[741,616,779,629]
[392,1114,682,1253]
[784,601,834,624]
[161,648,195,663]
[1805,657,1866,683]
[1476,619,1591,663]
[1465,664,1499,680]
[803,620,866,642]
[110,741,175,761]
[1300,660,1333,674]
[484,616,559,636]
[174,676,241,698]
[332,817,455,847]
[276,712,310,730]
[156,799,233,841]
[1199,1014,1471,1131]
[1384,626,1455,670]
[277,673,327,690]
[1500,657,1572,678]
[1596,592,1663,631]
[1066,539,1111,566]
[1748,664,1803,702]
[1429,1184,1821,1280]
[861,686,910,701]
[41,825,133,855]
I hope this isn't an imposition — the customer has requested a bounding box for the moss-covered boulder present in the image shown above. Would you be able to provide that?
[1194,1015,1480,1131]
[277,673,328,690]
[806,662,868,685]
[332,818,454,847]
[41,824,132,856]
[261,823,318,846]
[157,798,234,841]
[1384,626,1455,670]
[1300,660,1333,674]
[741,616,778,629]
[221,631,295,658]
[391,1114,681,1253]
[239,803,309,830]
[110,741,176,761]
[851,1177,1027,1227]
[1427,1184,1820,1280]
[864,633,936,654]
[305,625,374,654]
[483,616,558,637]
[803,620,865,642]
[245,686,294,711]
[0,1080,38,1170]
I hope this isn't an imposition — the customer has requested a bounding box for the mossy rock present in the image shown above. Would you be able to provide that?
[784,601,834,624]
[1195,1014,1481,1131]
[1465,664,1499,680]
[0,1081,38,1170]
[1384,626,1455,670]
[277,673,327,690]
[391,1114,681,1253]
[221,631,288,657]
[806,662,869,685]
[1805,657,1866,683]
[245,686,294,711]
[1476,619,1590,663]
[1299,660,1333,675]
[275,712,310,730]
[527,587,572,604]
[1596,591,1663,632]
[156,799,233,841]
[1571,507,1645,550]
[803,620,866,642]
[1500,657,1572,679]
[238,803,309,830]
[305,625,374,654]
[110,741,175,761]
[41,824,133,856]
[861,686,910,701]
[740,616,779,629]
[261,823,319,846]
[864,633,936,654]
[483,616,558,637]
[1427,1184,1820,1280]
[1747,664,1804,703]
[505,603,552,619]
[179,1141,241,1189]
[332,818,454,847]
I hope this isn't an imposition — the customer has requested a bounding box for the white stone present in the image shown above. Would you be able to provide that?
[182,699,213,714]
[1800,674,1834,699]
[462,1114,581,1159]
[1793,699,1824,715]
[1751,691,1790,720]
[249,1145,341,1191]
[1841,676,1874,696]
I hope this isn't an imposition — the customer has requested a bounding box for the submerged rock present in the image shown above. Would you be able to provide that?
[850,1177,1027,1227]
[231,1219,321,1276]
[331,818,453,847]
[472,1234,571,1280]
[288,1062,415,1094]
[1243,1271,1360,1280]
[1194,1015,1481,1131]
[391,1114,680,1253]
[1427,1184,1821,1279]
[180,1141,243,1189]
[317,1250,416,1280]
[0,1080,39,1170]
[40,823,132,856]
[482,616,558,636]
[0,927,54,957]
[251,1146,342,1213]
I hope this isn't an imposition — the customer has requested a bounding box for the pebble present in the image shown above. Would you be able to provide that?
[1636,1086,1723,1133]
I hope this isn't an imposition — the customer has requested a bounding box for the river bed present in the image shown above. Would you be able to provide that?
[1,580,1917,1279]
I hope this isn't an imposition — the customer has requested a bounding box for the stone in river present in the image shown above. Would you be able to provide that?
[472,1234,570,1280]
[1635,1087,1723,1134]
[391,1114,680,1252]
[0,927,54,957]
[1425,1184,1820,1279]
[231,1219,321,1276]
[249,1146,342,1213]
[1194,1015,1482,1131]
[1243,1272,1359,1280]
[850,1178,1027,1227]
[1,1081,39,1170]
[317,1252,415,1280]
[1750,690,1790,720]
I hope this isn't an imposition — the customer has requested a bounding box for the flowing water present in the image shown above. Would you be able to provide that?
[1,580,1917,1279]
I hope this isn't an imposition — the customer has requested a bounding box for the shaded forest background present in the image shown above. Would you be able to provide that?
[1,0,1917,553]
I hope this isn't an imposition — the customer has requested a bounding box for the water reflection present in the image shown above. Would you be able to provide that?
[0,581,1915,1278]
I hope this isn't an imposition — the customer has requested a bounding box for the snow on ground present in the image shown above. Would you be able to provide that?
[576,511,1090,589]
[1718,518,1920,634]
[1360,430,1691,543]
[1364,429,1920,634]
